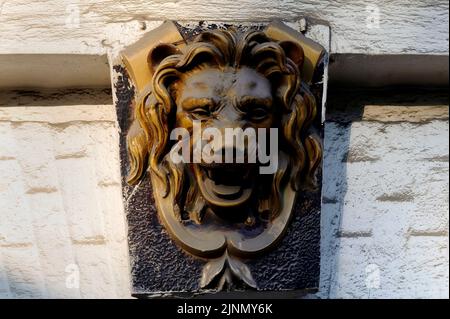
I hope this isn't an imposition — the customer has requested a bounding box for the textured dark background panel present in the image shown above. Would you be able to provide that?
[115,64,321,297]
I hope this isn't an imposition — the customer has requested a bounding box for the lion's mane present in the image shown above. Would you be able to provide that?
[127,28,322,220]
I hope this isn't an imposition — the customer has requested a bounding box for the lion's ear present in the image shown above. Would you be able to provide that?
[265,21,325,84]
[279,40,304,69]
[148,43,181,76]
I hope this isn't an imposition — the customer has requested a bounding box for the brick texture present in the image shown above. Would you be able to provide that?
[0,93,448,298]
[0,101,131,299]
[320,112,449,299]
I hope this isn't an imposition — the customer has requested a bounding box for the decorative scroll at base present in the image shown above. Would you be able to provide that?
[114,21,325,296]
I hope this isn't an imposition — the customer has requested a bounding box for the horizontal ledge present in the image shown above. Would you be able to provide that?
[0,54,111,89]
[1,53,448,90]
[329,54,449,87]
[0,104,117,123]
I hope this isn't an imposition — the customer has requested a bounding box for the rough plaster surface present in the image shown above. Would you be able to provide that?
[0,91,131,298]
[320,100,449,299]
[0,1,447,55]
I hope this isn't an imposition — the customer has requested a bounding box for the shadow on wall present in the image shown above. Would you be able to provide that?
[0,88,112,107]
[319,87,449,298]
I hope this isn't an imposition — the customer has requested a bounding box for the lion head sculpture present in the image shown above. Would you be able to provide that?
[126,25,321,223]
[122,21,324,289]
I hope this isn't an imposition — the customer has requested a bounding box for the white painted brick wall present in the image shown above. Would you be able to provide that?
[2,100,447,299]
[320,116,449,299]
[0,100,131,299]
[0,1,448,55]
[0,100,448,298]
[0,5,447,296]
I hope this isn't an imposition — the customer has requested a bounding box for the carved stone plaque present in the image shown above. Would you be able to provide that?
[114,21,325,297]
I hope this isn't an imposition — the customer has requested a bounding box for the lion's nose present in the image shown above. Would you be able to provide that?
[199,110,256,163]
[200,129,257,164]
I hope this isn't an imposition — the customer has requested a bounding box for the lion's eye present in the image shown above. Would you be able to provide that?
[191,107,211,119]
[248,106,269,121]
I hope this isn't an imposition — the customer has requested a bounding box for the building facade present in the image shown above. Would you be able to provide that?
[0,0,448,298]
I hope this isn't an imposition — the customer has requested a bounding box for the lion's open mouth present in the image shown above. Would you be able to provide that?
[193,163,255,207]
